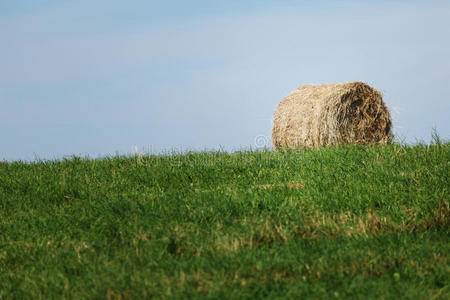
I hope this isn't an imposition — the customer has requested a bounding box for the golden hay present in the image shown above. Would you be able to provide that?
[272,81,392,149]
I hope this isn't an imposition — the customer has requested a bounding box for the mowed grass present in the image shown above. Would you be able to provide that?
[0,143,449,299]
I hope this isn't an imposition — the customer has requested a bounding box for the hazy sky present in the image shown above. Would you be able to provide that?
[1,0,449,161]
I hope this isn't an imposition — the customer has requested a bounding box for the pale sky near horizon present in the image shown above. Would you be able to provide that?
[1,0,449,161]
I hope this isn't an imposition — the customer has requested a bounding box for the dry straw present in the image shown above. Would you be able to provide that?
[272,81,392,149]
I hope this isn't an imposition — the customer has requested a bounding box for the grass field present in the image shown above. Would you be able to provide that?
[0,142,449,298]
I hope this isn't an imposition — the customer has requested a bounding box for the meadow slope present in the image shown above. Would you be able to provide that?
[0,143,449,298]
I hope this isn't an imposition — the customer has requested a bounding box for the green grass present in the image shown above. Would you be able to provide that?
[0,143,449,299]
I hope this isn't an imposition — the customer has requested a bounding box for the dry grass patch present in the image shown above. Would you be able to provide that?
[213,204,448,254]
[256,182,303,190]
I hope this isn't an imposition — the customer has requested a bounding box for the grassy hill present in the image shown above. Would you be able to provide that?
[0,143,449,298]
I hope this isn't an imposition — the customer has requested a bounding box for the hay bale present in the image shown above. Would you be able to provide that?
[272,82,392,149]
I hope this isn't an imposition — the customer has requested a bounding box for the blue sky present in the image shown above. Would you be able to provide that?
[1,1,449,160]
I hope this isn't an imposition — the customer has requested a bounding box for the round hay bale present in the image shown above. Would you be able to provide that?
[272,82,392,149]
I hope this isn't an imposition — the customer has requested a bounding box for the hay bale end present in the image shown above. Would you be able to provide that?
[272,81,392,149]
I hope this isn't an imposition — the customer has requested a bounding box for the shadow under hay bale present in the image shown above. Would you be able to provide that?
[272,81,392,149]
